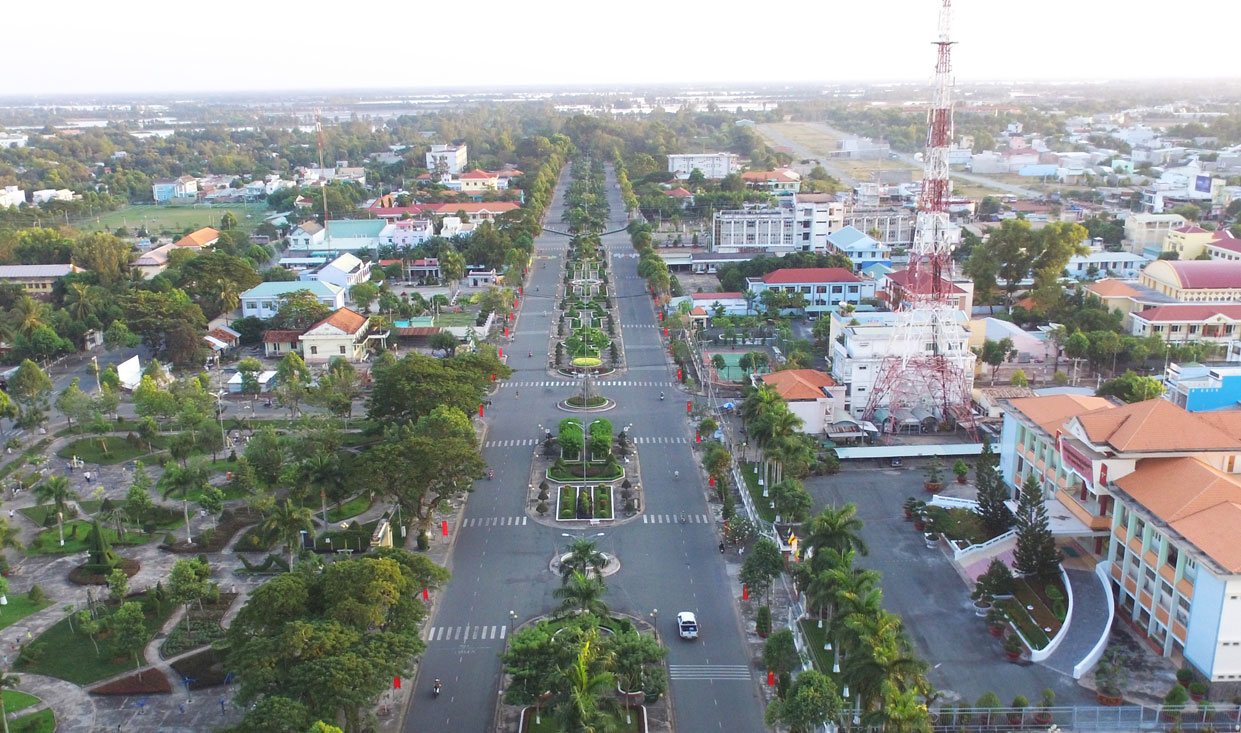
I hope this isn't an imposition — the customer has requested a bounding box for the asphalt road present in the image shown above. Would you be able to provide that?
[403,165,766,732]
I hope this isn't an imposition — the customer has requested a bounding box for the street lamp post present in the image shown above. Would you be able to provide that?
[649,608,658,640]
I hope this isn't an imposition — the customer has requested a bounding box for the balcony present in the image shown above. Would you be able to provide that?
[1055,489,1111,531]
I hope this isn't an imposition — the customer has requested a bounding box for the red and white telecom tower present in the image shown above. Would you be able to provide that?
[861,0,977,437]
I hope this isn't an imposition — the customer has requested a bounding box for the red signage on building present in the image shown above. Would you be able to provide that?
[1060,440,1094,484]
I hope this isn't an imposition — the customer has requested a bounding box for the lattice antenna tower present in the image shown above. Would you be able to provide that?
[860,0,977,438]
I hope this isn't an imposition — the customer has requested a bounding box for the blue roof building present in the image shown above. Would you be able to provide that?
[826,225,891,269]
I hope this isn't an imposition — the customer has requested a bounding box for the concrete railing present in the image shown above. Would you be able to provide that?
[951,529,1016,563]
[1030,565,1074,662]
[1072,562,1117,680]
[929,495,980,511]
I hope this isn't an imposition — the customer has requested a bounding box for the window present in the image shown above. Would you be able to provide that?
[310,346,318,355]
[1184,559,1197,583]
[1176,595,1190,627]
[1166,545,1179,571]
[1143,567,1157,596]
[339,345,346,355]
[246,301,257,309]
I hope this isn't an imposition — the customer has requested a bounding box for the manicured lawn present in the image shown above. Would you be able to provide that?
[2,689,40,713]
[9,708,54,733]
[26,521,154,556]
[527,708,640,733]
[20,596,175,685]
[1003,576,1065,651]
[88,203,263,235]
[741,463,776,522]
[433,311,480,327]
[799,618,837,676]
[923,506,993,545]
[0,593,53,631]
[326,494,373,523]
[57,437,150,465]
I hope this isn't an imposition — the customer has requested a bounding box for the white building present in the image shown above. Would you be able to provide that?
[379,219,435,250]
[843,209,916,249]
[239,281,346,319]
[287,220,387,254]
[745,267,875,317]
[712,194,844,256]
[667,153,738,180]
[830,310,976,419]
[1066,250,1150,280]
[289,222,326,250]
[826,225,892,269]
[426,144,468,175]
[299,253,372,291]
[759,369,846,437]
[1125,213,1188,254]
[31,189,73,205]
[0,133,29,148]
[0,186,25,208]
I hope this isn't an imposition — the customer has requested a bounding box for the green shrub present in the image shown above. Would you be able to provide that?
[27,585,45,604]
[755,606,771,636]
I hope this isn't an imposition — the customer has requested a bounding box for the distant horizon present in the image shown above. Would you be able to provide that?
[6,0,1240,98]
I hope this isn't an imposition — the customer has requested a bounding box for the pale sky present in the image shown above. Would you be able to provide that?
[8,0,1241,96]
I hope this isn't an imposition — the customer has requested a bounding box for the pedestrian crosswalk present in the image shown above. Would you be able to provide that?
[424,624,508,642]
[669,664,752,681]
[642,513,710,524]
[460,516,529,528]
[483,438,539,448]
[621,323,659,329]
[630,436,689,444]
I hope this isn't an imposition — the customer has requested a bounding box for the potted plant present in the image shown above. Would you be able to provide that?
[1033,688,1055,725]
[755,605,771,638]
[912,512,926,532]
[1176,667,1193,687]
[922,514,940,548]
[975,692,1001,726]
[971,588,993,618]
[902,496,921,520]
[985,607,1009,637]
[1008,695,1028,725]
[1095,645,1128,705]
[1163,684,1189,722]
[1003,633,1024,661]
[952,458,970,484]
[923,456,943,493]
[1190,680,1208,702]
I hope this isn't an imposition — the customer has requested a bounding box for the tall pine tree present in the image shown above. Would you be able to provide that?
[1013,474,1062,580]
[975,439,1015,536]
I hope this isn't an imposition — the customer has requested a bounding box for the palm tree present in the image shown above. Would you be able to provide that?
[804,503,869,571]
[860,683,933,733]
[63,282,98,322]
[34,476,74,547]
[8,296,48,336]
[743,289,757,316]
[554,636,616,733]
[560,538,607,582]
[553,571,609,618]
[296,452,345,512]
[261,500,314,569]
[805,549,878,621]
[215,278,240,323]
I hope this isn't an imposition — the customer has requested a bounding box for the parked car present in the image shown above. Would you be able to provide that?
[677,611,698,640]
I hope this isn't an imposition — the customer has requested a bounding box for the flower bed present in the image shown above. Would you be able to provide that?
[90,670,173,695]
[1000,576,1065,650]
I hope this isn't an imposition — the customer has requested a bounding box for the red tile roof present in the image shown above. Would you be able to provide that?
[742,169,799,183]
[206,328,239,344]
[175,227,219,248]
[460,169,496,179]
[665,187,693,198]
[1174,225,1209,234]
[883,269,966,295]
[263,330,302,343]
[691,292,745,300]
[761,268,859,285]
[308,307,368,335]
[761,369,837,401]
[427,202,520,214]
[1133,304,1241,322]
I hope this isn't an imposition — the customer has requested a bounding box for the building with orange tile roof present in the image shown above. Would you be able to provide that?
[174,227,219,249]
[1000,393,1241,677]
[299,307,371,363]
[758,369,845,437]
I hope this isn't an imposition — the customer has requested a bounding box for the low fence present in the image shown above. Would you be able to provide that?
[925,704,1241,731]
[1029,565,1074,663]
[835,443,984,459]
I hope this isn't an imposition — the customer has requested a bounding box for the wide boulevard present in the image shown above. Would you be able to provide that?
[403,164,765,733]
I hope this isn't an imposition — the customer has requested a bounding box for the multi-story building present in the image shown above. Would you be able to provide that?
[746,267,874,317]
[1065,250,1149,279]
[998,395,1241,679]
[0,186,26,208]
[378,219,435,250]
[300,308,371,363]
[843,208,916,249]
[299,253,372,291]
[830,309,975,419]
[878,269,974,316]
[0,133,29,148]
[151,175,197,202]
[1163,362,1241,412]
[458,169,499,192]
[426,144,468,175]
[1125,212,1187,254]
[711,194,844,256]
[1140,260,1241,302]
[1130,304,1241,343]
[31,189,73,205]
[0,264,83,298]
[667,153,737,180]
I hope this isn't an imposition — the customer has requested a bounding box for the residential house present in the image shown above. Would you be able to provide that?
[689,292,749,317]
[464,267,498,288]
[0,186,25,208]
[174,227,219,250]
[151,175,197,202]
[262,330,302,358]
[759,369,845,437]
[289,222,326,250]
[239,281,345,319]
[132,243,177,278]
[299,252,372,291]
[300,308,370,363]
[667,153,738,180]
[825,225,892,269]
[203,326,241,355]
[878,269,974,315]
[378,219,434,250]
[0,133,28,148]
[746,268,875,317]
[426,144,468,175]
[427,201,519,223]
[664,187,694,208]
[0,264,83,298]
[228,370,277,394]
[741,169,801,193]
[1066,250,1148,279]
[458,169,499,192]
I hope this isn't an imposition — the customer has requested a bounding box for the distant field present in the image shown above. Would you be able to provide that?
[79,203,267,236]
[760,122,920,182]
